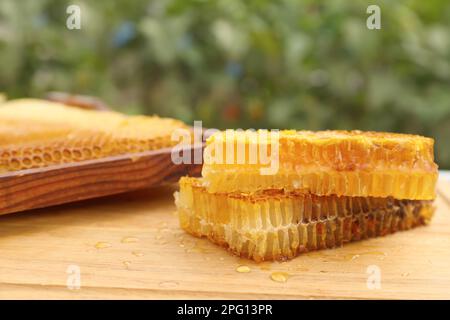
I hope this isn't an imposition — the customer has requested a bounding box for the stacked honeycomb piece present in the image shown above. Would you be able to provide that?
[0,99,189,172]
[175,130,438,261]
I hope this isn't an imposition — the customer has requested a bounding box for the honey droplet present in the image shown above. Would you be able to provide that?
[123,261,131,269]
[401,272,410,277]
[132,251,144,257]
[343,251,386,261]
[95,242,111,249]
[270,272,290,283]
[236,265,251,273]
[344,254,360,261]
[121,237,139,244]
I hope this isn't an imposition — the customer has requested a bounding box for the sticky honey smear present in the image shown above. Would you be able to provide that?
[175,177,435,262]
[202,130,438,200]
[0,99,190,172]
[95,242,112,249]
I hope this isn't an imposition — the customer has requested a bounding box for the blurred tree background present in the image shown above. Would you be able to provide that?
[0,0,449,167]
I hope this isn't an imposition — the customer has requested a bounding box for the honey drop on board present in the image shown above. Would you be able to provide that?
[121,237,139,244]
[270,272,290,283]
[236,265,251,273]
[95,242,111,249]
[132,251,144,257]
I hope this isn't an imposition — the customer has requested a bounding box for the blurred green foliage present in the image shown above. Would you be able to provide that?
[0,0,449,167]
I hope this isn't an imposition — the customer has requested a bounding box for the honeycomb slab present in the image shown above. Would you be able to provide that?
[202,130,438,200]
[175,177,434,262]
[0,99,188,172]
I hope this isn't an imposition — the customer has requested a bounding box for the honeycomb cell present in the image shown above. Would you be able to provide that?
[62,149,72,159]
[43,153,52,162]
[9,159,21,170]
[52,151,62,161]
[72,149,82,159]
[22,157,32,167]
[82,148,92,158]
[33,156,42,164]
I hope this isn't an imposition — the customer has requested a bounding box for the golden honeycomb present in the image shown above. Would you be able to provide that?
[175,177,434,262]
[0,99,190,172]
[202,130,438,200]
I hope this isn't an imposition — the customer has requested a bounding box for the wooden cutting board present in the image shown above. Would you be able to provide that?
[0,96,206,216]
[0,179,449,299]
[0,146,203,216]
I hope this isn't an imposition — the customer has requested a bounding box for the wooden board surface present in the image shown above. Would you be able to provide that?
[0,180,449,300]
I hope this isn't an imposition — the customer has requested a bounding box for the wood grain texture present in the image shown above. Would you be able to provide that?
[0,180,449,300]
[0,146,202,216]
[437,179,450,205]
